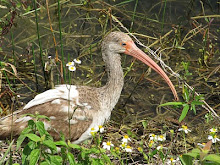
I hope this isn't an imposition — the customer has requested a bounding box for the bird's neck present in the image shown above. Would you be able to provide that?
[100,51,124,112]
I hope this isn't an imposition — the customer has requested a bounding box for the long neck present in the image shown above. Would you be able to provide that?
[100,50,124,112]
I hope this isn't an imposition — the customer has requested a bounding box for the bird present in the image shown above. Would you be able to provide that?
[0,31,178,144]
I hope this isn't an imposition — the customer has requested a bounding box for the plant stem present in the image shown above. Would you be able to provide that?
[33,0,46,88]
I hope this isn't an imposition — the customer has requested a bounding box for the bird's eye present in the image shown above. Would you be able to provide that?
[121,43,126,46]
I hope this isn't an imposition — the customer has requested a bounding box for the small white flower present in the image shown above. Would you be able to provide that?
[124,145,132,152]
[120,142,126,149]
[178,125,191,134]
[48,56,51,59]
[149,134,158,141]
[68,65,76,72]
[208,135,220,143]
[166,157,178,164]
[148,140,156,148]
[66,61,75,66]
[98,125,104,133]
[156,144,168,150]
[74,59,81,64]
[90,126,99,135]
[197,143,206,148]
[122,135,131,143]
[157,134,166,142]
[103,141,114,150]
[210,128,218,133]
[156,144,163,150]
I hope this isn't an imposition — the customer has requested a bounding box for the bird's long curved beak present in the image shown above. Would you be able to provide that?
[124,41,179,101]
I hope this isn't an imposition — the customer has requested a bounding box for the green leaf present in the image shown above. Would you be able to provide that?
[22,141,36,164]
[159,102,184,106]
[55,141,68,147]
[68,141,81,150]
[67,152,75,165]
[190,104,196,114]
[180,155,193,165]
[17,127,32,150]
[27,120,35,129]
[191,101,204,105]
[36,121,46,136]
[25,134,41,142]
[29,149,40,165]
[16,135,27,150]
[203,154,220,163]
[101,154,111,163]
[142,120,147,129]
[183,86,189,102]
[184,148,200,158]
[46,155,63,165]
[43,140,57,151]
[179,104,189,122]
[37,115,50,121]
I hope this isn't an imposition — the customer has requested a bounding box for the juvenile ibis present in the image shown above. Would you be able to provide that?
[0,32,178,144]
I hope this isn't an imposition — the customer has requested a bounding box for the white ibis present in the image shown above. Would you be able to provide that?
[0,32,178,144]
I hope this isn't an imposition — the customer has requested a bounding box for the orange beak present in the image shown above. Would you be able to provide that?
[124,41,179,101]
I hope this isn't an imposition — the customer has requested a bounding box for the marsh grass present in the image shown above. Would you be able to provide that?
[0,0,219,164]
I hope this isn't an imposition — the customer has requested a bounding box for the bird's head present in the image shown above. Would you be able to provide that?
[103,31,179,101]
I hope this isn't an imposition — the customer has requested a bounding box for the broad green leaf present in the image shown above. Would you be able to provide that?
[17,127,32,150]
[180,155,193,165]
[48,155,63,165]
[159,102,184,106]
[203,154,220,163]
[43,140,57,151]
[16,135,26,150]
[68,140,81,150]
[36,121,47,136]
[25,134,41,142]
[29,149,40,165]
[67,152,75,165]
[27,120,35,129]
[184,148,200,158]
[179,104,189,122]
[55,141,67,147]
[37,115,50,121]
[22,141,36,164]
[184,152,199,158]
[89,147,101,154]
[191,148,201,154]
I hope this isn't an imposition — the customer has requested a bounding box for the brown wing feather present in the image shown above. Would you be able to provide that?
[0,86,102,142]
[0,99,93,141]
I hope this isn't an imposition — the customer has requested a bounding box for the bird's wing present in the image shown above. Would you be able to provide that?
[24,85,80,109]
[0,85,99,142]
